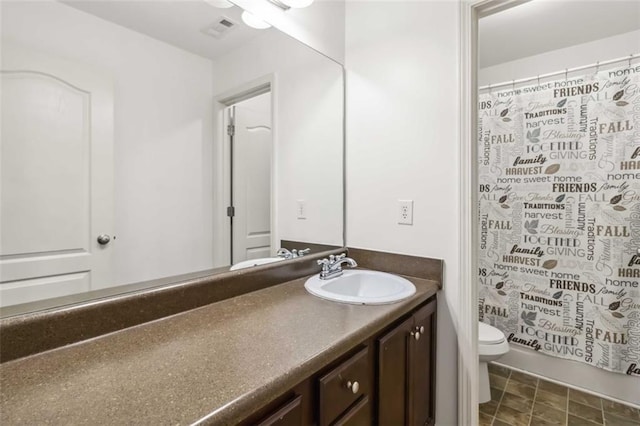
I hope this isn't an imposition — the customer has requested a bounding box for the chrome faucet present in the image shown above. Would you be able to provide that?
[317,254,358,280]
[276,248,311,259]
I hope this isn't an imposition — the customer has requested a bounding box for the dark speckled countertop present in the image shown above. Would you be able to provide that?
[0,274,438,425]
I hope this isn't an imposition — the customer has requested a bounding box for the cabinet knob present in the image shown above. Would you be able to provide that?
[419,326,425,334]
[411,331,421,341]
[346,380,359,394]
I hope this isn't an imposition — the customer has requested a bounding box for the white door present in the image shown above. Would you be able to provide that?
[0,42,114,307]
[231,93,272,263]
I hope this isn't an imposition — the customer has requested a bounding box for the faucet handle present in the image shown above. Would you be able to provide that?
[298,248,311,256]
[277,248,292,259]
[317,258,331,273]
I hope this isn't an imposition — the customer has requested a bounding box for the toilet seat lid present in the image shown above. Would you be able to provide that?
[479,322,506,344]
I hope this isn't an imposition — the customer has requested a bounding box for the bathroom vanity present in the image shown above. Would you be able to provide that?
[240,295,437,426]
[0,250,441,425]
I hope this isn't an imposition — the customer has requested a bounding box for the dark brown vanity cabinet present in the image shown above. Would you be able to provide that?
[248,297,437,426]
[378,299,437,426]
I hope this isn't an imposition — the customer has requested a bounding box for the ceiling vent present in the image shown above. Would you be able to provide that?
[202,16,237,39]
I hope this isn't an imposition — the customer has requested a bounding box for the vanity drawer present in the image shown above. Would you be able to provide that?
[256,394,302,426]
[334,396,371,426]
[318,346,370,426]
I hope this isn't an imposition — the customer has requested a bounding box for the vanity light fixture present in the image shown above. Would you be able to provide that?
[241,10,272,29]
[279,0,314,8]
[267,0,314,10]
[241,0,314,30]
[204,0,235,8]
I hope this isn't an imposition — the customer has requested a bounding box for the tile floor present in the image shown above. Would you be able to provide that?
[479,364,640,426]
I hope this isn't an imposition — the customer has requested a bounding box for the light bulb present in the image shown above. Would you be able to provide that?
[280,0,314,8]
[241,11,272,29]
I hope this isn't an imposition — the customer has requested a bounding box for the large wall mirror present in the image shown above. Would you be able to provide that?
[0,0,345,315]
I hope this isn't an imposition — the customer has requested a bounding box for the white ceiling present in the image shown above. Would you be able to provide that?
[62,0,274,60]
[479,0,640,68]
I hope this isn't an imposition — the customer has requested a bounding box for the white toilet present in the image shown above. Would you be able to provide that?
[478,322,510,403]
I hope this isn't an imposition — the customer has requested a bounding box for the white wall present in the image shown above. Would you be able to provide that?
[1,1,215,286]
[345,2,460,424]
[211,30,344,254]
[479,29,640,86]
[479,29,640,406]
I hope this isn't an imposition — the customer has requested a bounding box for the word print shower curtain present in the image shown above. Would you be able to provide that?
[478,63,640,375]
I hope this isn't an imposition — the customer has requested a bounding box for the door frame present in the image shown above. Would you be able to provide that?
[458,1,530,424]
[214,74,277,266]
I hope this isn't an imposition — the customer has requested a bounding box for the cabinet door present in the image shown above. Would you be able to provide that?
[377,316,413,425]
[408,299,437,426]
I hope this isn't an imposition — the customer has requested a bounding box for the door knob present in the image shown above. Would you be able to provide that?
[97,234,111,245]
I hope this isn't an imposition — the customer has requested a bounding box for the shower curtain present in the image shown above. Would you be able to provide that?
[478,62,640,375]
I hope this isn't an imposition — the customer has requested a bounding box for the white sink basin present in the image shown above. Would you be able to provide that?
[304,269,416,305]
[229,257,285,271]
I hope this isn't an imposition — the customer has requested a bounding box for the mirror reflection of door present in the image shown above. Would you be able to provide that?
[0,44,114,307]
[229,92,273,264]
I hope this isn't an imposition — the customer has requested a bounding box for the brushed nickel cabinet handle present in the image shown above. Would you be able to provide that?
[346,380,359,394]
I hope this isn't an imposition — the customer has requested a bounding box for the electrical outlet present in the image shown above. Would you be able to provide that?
[398,200,413,225]
[297,199,307,219]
